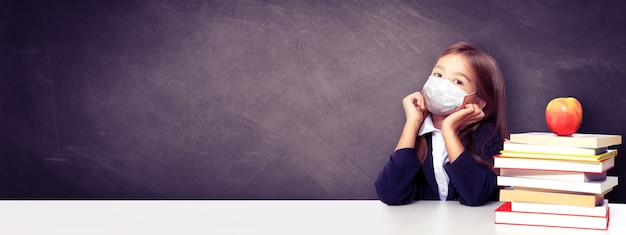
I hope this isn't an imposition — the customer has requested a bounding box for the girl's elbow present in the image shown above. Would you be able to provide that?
[378,195,413,205]
[459,198,487,206]
[375,183,413,205]
[378,190,414,205]
[458,191,494,206]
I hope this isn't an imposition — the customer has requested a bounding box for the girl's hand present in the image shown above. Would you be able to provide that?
[402,91,428,125]
[442,103,485,133]
[394,92,428,151]
[440,103,485,162]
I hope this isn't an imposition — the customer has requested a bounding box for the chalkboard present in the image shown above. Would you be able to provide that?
[2,0,626,202]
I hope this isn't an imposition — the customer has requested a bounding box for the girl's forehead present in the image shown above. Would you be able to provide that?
[435,54,470,70]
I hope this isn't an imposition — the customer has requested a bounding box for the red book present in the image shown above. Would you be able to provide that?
[494,202,610,230]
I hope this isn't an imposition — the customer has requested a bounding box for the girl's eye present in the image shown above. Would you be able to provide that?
[453,79,464,86]
[433,72,442,77]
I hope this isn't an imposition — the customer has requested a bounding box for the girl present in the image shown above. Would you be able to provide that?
[375,42,509,206]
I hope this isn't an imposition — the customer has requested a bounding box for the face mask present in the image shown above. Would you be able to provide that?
[421,75,476,116]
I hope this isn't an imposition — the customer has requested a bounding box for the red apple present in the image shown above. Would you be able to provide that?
[545,97,583,136]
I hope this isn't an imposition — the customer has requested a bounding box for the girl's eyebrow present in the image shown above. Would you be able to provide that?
[454,72,472,82]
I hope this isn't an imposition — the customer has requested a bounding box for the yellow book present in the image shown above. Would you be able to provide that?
[503,141,608,156]
[509,132,622,148]
[499,187,610,207]
[499,149,617,162]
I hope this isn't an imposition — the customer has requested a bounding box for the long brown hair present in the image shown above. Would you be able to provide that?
[418,42,509,167]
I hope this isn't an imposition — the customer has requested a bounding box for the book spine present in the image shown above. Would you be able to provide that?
[499,189,601,207]
[497,176,616,194]
[494,202,610,230]
[493,156,614,173]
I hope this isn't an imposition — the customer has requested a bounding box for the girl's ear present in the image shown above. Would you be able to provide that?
[477,98,487,110]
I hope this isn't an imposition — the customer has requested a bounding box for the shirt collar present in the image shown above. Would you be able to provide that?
[418,114,438,136]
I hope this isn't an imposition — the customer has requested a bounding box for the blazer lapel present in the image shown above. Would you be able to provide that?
[422,134,439,197]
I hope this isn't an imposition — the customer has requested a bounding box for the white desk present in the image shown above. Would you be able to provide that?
[1,200,624,235]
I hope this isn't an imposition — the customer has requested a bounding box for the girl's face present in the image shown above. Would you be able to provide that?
[430,54,483,108]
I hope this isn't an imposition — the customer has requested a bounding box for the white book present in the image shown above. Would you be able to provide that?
[503,141,608,156]
[495,202,609,230]
[511,200,609,217]
[499,168,607,182]
[496,176,618,194]
[493,156,614,173]
[509,132,622,149]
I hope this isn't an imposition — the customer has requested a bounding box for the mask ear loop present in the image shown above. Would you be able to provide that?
[467,93,484,133]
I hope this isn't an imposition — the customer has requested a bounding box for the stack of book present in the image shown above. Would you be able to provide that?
[493,132,622,230]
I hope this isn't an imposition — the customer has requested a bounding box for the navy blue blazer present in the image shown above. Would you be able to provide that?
[375,122,503,206]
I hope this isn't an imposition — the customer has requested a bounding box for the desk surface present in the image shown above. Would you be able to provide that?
[1,200,625,235]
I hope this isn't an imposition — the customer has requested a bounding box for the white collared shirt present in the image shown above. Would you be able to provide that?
[418,115,450,201]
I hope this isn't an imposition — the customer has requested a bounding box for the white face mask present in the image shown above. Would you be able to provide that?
[422,75,476,116]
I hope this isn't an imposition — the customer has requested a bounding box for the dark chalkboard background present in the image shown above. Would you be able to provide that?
[2,0,626,202]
